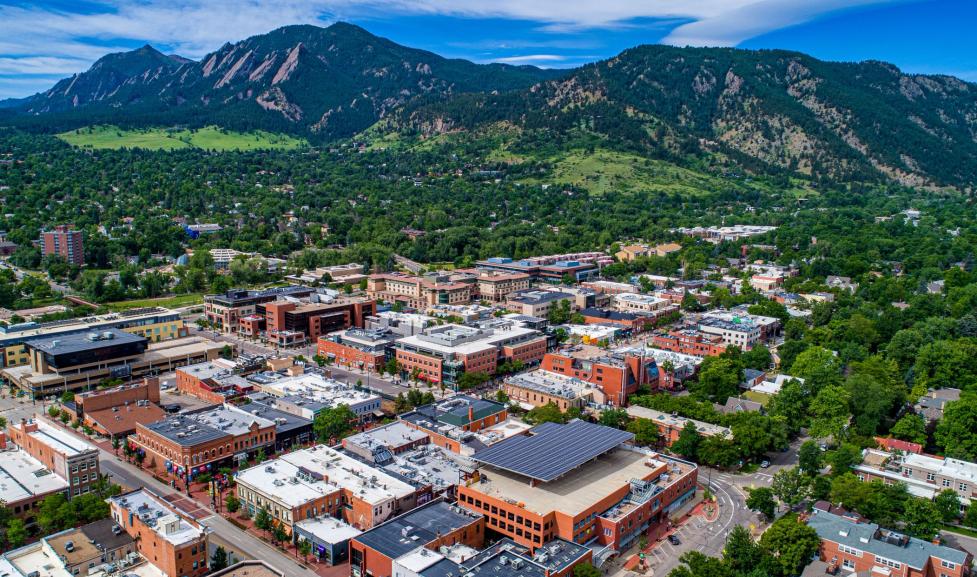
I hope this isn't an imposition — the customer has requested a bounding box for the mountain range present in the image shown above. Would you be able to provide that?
[4,22,977,189]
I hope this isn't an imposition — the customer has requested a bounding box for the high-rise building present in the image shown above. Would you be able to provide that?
[41,225,84,265]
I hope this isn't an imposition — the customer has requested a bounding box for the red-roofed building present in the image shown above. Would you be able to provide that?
[874,437,923,454]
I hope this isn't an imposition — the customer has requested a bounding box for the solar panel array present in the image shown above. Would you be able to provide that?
[472,420,634,482]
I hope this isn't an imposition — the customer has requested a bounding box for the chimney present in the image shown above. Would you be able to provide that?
[468,405,474,423]
[0,431,7,450]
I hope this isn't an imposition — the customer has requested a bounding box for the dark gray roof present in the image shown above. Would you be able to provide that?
[472,420,634,482]
[419,558,465,577]
[245,394,312,434]
[29,328,146,354]
[807,509,968,569]
[143,414,229,447]
[80,518,134,551]
[354,500,481,559]
[580,307,644,322]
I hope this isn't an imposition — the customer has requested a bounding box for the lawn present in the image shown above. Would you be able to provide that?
[58,125,308,151]
[105,293,204,312]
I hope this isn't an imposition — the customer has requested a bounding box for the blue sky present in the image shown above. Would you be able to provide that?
[0,0,972,99]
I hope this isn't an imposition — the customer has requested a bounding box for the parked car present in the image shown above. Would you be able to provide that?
[760,460,770,468]
[668,535,681,545]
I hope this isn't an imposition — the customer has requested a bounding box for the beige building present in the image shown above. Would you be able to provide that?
[855,449,977,505]
[367,273,472,309]
[502,370,603,411]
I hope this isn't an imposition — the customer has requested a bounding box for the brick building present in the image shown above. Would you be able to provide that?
[349,499,486,577]
[454,268,531,302]
[650,329,727,357]
[316,327,397,372]
[0,434,70,525]
[502,370,602,411]
[394,322,547,387]
[540,345,656,407]
[204,286,315,333]
[130,405,276,481]
[41,224,84,266]
[74,376,161,416]
[625,406,732,445]
[367,273,472,309]
[808,505,971,577]
[175,359,253,404]
[400,396,508,454]
[108,488,210,577]
[7,418,100,498]
[458,420,698,555]
[234,444,420,535]
[262,297,376,347]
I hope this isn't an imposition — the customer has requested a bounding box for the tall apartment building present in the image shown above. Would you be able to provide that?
[7,418,100,498]
[108,488,210,577]
[458,420,698,554]
[316,328,397,372]
[807,505,970,577]
[41,225,84,266]
[394,322,547,387]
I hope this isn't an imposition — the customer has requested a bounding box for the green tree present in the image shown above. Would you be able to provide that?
[767,379,808,434]
[225,494,241,513]
[524,402,569,425]
[789,346,842,393]
[210,546,229,571]
[694,356,743,402]
[495,389,509,404]
[255,507,273,536]
[6,518,27,548]
[798,441,822,476]
[964,503,977,529]
[273,524,289,547]
[745,486,777,520]
[627,418,661,447]
[935,397,977,460]
[758,514,820,577]
[313,404,358,443]
[298,539,312,563]
[890,413,927,446]
[903,498,942,540]
[826,443,863,476]
[771,467,809,508]
[457,371,489,390]
[808,385,851,439]
[599,408,629,429]
[671,421,702,461]
[572,562,601,577]
[934,489,961,523]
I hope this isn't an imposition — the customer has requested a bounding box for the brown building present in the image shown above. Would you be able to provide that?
[7,418,101,498]
[84,402,168,439]
[41,224,84,266]
[74,376,161,416]
[175,360,253,404]
[650,329,727,357]
[109,488,210,577]
[262,297,376,347]
[400,396,508,454]
[316,327,396,372]
[0,432,70,525]
[367,273,472,309]
[458,420,698,554]
[130,405,275,481]
[454,268,531,303]
[540,346,656,407]
[350,499,485,577]
[44,519,137,577]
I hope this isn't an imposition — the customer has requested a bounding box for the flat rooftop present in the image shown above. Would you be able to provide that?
[5,542,72,577]
[506,370,596,400]
[142,414,228,447]
[29,328,147,354]
[239,445,415,507]
[626,405,732,437]
[108,489,204,546]
[185,404,275,436]
[472,447,664,516]
[345,421,428,452]
[472,420,634,483]
[383,445,477,492]
[24,418,99,456]
[0,448,70,503]
[254,372,379,406]
[355,500,482,560]
[294,516,362,544]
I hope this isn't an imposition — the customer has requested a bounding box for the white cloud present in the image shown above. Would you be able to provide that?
[0,0,910,98]
[494,54,567,64]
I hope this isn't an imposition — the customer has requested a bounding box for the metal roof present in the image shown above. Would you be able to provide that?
[472,420,634,482]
